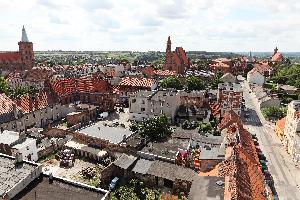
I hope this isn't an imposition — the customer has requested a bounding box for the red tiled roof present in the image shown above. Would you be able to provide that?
[51,78,110,96]
[218,110,242,130]
[0,52,21,62]
[253,63,272,73]
[276,117,286,132]
[119,77,155,88]
[15,91,56,113]
[5,72,23,81]
[142,66,156,76]
[143,67,177,77]
[236,146,266,200]
[24,68,53,81]
[0,94,20,115]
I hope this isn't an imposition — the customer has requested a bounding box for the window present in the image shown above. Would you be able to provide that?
[26,146,30,150]
[132,99,136,103]
[160,110,163,114]
[160,102,164,107]
[141,108,145,112]
[151,109,154,113]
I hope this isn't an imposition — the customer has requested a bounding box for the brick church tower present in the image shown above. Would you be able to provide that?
[18,26,34,70]
[163,36,189,75]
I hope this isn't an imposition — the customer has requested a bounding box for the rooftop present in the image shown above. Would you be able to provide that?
[78,123,133,144]
[12,175,108,200]
[113,154,138,170]
[189,176,225,200]
[0,153,42,198]
[199,146,225,160]
[0,130,21,146]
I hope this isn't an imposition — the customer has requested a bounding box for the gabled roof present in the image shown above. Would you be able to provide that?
[51,78,111,96]
[0,94,19,116]
[15,91,57,113]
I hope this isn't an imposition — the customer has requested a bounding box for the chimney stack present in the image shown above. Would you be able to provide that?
[14,152,23,165]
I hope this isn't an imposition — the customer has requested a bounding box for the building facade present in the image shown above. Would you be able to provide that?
[217,82,243,116]
[247,68,265,86]
[129,90,181,123]
[283,101,300,163]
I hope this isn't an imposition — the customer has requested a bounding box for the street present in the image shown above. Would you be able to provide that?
[240,79,300,200]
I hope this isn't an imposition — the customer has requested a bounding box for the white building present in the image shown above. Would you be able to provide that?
[247,68,265,86]
[129,90,181,123]
[0,130,38,161]
[283,101,300,163]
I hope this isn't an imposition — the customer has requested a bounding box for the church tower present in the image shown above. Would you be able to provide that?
[273,46,278,56]
[166,36,172,52]
[18,26,34,70]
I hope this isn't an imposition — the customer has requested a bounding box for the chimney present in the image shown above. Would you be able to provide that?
[49,172,54,184]
[13,103,18,119]
[14,152,23,164]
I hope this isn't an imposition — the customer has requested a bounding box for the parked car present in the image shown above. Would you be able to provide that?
[258,152,266,160]
[244,113,250,118]
[109,177,120,191]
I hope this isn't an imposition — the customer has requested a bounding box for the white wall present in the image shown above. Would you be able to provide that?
[247,71,265,86]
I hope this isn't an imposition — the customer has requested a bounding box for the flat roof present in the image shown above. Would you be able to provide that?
[0,130,20,145]
[0,154,41,198]
[199,147,225,160]
[12,175,108,200]
[12,138,36,150]
[78,123,133,144]
[189,176,225,200]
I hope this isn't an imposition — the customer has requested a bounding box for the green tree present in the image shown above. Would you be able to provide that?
[261,106,287,121]
[160,77,183,90]
[130,114,171,140]
[186,76,206,91]
[0,77,9,95]
[211,71,223,89]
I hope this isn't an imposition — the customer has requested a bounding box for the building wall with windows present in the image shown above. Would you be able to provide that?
[283,101,300,163]
[129,90,180,122]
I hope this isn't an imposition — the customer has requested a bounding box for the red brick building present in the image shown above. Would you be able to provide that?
[0,26,34,72]
[163,36,190,75]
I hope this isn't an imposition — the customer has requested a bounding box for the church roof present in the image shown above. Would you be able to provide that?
[0,52,21,62]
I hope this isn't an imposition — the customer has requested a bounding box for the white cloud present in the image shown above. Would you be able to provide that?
[0,0,299,51]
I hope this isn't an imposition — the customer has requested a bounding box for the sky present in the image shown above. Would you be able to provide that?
[1,0,300,52]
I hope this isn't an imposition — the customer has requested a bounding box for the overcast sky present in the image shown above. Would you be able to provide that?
[1,0,300,52]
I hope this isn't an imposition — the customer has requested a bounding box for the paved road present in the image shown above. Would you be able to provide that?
[240,79,300,200]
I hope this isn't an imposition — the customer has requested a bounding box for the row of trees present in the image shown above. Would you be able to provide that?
[270,64,300,88]
[160,76,206,91]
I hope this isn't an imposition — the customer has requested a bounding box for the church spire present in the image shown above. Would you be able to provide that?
[166,36,171,52]
[21,25,29,42]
